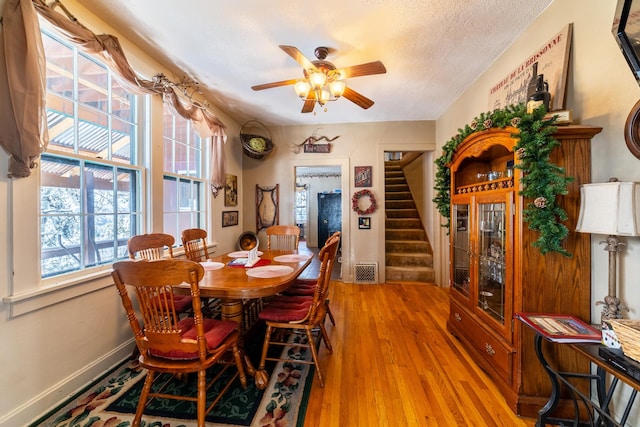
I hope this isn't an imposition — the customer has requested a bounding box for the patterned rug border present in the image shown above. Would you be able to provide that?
[31,332,318,427]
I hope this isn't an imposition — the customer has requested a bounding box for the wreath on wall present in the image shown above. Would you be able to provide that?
[352,189,378,215]
[433,103,571,256]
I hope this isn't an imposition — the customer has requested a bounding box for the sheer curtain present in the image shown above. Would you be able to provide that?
[0,0,227,193]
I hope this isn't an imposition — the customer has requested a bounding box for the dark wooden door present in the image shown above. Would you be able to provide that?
[317,192,341,246]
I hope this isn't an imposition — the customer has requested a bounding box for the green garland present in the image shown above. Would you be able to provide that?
[433,103,572,256]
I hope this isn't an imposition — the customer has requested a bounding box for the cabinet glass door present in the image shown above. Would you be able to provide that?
[451,203,470,298]
[477,201,506,323]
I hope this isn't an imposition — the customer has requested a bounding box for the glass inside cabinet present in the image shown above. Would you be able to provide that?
[451,203,470,298]
[477,201,506,323]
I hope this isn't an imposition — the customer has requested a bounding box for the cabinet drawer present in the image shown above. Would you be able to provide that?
[450,304,513,384]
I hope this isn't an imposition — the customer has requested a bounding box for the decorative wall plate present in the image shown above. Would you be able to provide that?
[624,99,640,160]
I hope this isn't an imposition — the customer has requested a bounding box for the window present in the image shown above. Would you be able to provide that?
[40,30,141,278]
[162,106,206,240]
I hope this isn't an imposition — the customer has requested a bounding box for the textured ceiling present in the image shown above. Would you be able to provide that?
[73,0,552,127]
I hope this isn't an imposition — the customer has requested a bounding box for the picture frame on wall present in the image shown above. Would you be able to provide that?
[222,211,239,227]
[358,217,371,230]
[225,174,238,206]
[354,166,372,187]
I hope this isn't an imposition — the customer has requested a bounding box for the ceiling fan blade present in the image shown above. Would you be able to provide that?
[342,86,375,109]
[337,61,387,79]
[251,79,299,91]
[279,45,319,72]
[301,91,316,113]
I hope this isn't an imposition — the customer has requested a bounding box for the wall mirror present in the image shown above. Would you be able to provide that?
[613,0,640,159]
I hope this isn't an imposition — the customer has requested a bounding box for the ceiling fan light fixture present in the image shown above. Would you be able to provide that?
[294,80,311,99]
[309,71,327,89]
[318,89,331,105]
[329,80,346,98]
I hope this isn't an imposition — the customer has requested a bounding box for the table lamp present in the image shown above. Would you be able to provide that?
[576,178,640,321]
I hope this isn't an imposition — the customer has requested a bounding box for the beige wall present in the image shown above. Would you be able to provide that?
[239,121,436,283]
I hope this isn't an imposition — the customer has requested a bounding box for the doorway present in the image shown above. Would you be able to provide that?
[294,165,341,248]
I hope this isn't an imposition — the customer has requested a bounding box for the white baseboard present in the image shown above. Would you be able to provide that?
[0,340,134,427]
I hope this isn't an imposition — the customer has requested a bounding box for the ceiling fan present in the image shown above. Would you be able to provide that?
[251,45,387,113]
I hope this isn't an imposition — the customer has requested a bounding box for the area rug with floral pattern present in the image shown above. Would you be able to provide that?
[31,331,316,427]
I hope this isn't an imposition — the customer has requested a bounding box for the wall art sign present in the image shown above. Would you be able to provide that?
[225,174,238,206]
[354,166,372,187]
[303,143,331,153]
[222,211,239,227]
[488,23,572,112]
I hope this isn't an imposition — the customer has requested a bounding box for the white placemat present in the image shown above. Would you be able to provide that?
[200,261,225,270]
[228,250,264,258]
[246,265,294,278]
[273,253,313,263]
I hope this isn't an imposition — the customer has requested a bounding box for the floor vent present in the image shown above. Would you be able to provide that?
[354,262,378,284]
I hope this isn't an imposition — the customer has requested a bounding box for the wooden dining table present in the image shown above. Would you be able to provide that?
[178,248,314,389]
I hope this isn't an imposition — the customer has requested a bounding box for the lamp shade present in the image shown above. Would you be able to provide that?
[576,181,640,236]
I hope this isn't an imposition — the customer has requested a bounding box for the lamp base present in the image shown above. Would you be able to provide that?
[597,294,628,321]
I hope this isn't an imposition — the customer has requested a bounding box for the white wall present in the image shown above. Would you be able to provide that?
[436,1,640,422]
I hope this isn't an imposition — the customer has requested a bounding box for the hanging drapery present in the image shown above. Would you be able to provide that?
[0,0,48,178]
[1,0,227,192]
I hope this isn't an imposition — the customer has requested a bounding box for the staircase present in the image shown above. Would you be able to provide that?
[384,161,435,283]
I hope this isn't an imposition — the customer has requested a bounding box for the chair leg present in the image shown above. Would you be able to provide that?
[325,299,335,325]
[233,343,248,388]
[133,370,155,426]
[305,327,325,387]
[197,369,206,427]
[259,325,274,371]
[319,323,333,354]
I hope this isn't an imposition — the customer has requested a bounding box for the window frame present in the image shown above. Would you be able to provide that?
[3,28,146,317]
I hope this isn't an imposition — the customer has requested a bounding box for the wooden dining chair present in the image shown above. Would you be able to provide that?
[181,228,210,262]
[112,259,247,427]
[257,233,340,387]
[283,231,341,326]
[128,232,175,260]
[181,228,221,317]
[266,225,300,250]
[128,233,192,315]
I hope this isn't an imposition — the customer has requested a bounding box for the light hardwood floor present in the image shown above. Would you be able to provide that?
[303,281,537,427]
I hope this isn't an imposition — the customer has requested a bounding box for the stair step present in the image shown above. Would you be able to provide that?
[386,252,433,267]
[385,266,435,283]
[386,218,422,229]
[386,228,426,240]
[386,191,412,200]
[386,209,419,218]
[386,240,431,252]
[385,200,416,209]
[385,184,410,193]
[385,171,404,178]
[385,177,406,185]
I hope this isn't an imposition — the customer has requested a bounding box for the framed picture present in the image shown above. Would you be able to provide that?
[222,210,239,227]
[354,166,372,187]
[225,174,238,206]
[256,184,279,231]
[358,217,371,230]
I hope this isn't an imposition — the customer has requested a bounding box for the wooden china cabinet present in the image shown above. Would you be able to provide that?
[446,125,602,417]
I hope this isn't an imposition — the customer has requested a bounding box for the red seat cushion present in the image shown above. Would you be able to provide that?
[149,318,237,360]
[283,279,317,296]
[173,294,193,312]
[259,298,312,322]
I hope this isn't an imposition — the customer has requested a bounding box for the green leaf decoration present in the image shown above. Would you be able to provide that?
[433,103,572,256]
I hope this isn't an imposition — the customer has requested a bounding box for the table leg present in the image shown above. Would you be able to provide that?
[535,334,561,427]
[221,298,269,389]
